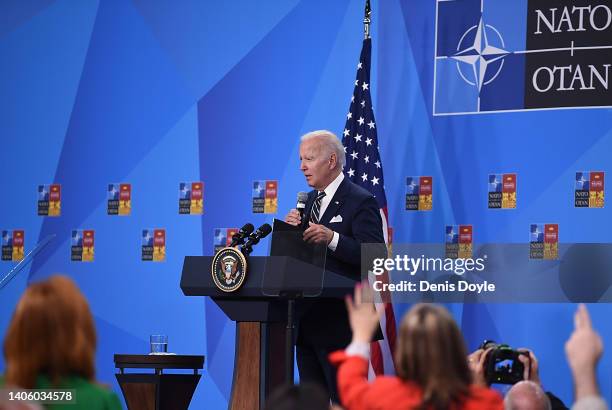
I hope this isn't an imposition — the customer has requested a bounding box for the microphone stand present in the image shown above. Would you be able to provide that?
[0,234,56,290]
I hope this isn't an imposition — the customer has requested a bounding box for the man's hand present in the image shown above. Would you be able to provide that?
[345,282,382,344]
[285,209,301,226]
[565,304,603,400]
[303,222,333,245]
[468,348,492,387]
[517,349,540,385]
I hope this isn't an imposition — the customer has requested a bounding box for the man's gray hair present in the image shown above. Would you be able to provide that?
[505,381,551,410]
[300,130,346,169]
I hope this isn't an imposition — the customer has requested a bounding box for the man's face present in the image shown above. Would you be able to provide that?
[299,138,336,190]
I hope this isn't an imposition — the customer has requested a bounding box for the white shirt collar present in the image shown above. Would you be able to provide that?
[322,171,344,199]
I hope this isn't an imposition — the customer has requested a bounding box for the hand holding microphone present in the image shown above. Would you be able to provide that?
[285,209,301,226]
[285,192,309,226]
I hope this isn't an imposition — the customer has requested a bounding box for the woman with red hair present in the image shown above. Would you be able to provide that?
[2,275,121,409]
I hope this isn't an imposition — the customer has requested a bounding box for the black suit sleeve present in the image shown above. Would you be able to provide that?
[332,195,385,266]
[546,392,569,410]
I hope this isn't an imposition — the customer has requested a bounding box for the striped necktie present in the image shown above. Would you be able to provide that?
[309,191,326,224]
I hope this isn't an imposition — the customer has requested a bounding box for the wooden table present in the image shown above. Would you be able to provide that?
[114,354,204,410]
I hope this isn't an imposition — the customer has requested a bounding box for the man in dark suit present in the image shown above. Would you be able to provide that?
[285,129,385,402]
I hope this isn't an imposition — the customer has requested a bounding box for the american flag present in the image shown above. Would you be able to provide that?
[342,37,397,375]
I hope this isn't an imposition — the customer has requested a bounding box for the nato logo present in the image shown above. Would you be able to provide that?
[38,185,49,201]
[434,0,612,115]
[142,230,154,247]
[575,171,605,208]
[530,224,544,243]
[108,184,119,200]
[214,228,227,247]
[252,181,265,199]
[71,230,83,247]
[446,225,459,244]
[530,223,545,259]
[575,172,590,190]
[179,182,191,200]
[2,231,12,247]
[488,174,502,192]
[406,177,420,195]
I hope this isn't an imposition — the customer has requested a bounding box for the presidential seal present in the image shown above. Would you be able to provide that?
[211,247,247,292]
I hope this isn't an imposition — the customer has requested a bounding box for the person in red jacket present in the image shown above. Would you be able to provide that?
[329,283,503,410]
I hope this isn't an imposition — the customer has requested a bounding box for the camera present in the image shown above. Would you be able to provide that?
[480,340,530,385]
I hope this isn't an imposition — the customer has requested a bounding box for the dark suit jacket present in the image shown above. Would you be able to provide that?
[297,176,385,348]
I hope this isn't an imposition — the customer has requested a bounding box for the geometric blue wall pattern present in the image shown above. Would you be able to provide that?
[1,0,612,408]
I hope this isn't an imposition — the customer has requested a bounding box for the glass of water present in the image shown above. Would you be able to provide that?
[150,335,168,355]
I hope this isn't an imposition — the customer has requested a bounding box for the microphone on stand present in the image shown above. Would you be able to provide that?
[229,223,255,247]
[241,223,272,256]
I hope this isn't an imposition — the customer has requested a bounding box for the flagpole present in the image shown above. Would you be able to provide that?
[364,0,371,39]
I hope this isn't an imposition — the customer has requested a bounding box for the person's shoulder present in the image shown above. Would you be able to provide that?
[81,383,123,409]
[372,376,422,400]
[366,377,423,405]
[343,179,376,202]
[58,377,122,409]
[370,376,417,390]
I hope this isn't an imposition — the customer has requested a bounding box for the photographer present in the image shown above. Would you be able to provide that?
[468,344,568,410]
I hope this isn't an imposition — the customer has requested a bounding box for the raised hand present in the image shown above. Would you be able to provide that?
[345,282,382,344]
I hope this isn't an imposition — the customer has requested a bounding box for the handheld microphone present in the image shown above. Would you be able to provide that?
[241,223,272,255]
[229,223,255,247]
[296,192,309,221]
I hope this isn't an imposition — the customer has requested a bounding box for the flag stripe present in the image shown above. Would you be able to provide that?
[342,38,396,376]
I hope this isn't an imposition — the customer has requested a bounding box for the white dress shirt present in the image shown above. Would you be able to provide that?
[315,171,344,251]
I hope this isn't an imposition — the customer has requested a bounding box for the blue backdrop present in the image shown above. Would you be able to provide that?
[1,0,611,408]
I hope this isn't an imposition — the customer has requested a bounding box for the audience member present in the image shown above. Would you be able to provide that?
[329,283,503,410]
[1,275,122,410]
[469,346,566,409]
[504,381,551,410]
[565,304,607,410]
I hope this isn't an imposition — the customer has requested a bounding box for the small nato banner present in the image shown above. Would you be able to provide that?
[530,224,559,260]
[38,184,61,216]
[488,173,517,209]
[142,229,166,262]
[575,171,604,208]
[2,230,24,262]
[445,225,473,259]
[405,177,433,211]
[252,180,278,214]
[179,182,204,215]
[108,183,131,215]
[434,0,612,115]
[71,230,94,262]
[213,228,239,254]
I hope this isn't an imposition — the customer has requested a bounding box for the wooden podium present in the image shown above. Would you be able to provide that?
[114,354,204,410]
[180,255,354,410]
